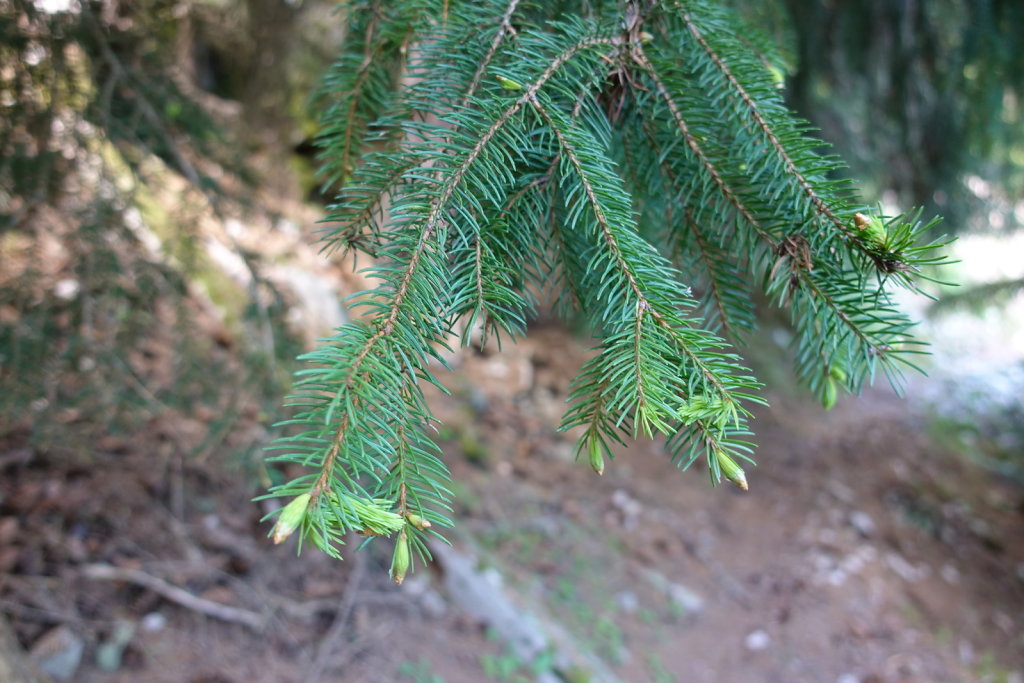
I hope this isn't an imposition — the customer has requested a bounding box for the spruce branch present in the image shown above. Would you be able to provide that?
[631,33,938,401]
[263,2,952,576]
[531,93,761,474]
[676,4,860,243]
[681,207,754,339]
[462,0,522,107]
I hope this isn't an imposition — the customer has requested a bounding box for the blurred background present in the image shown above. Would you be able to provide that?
[1,1,1022,681]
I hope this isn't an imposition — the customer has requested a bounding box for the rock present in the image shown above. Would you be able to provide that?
[430,542,620,683]
[433,545,546,662]
[140,612,167,633]
[744,629,770,651]
[958,639,974,664]
[993,611,1014,635]
[269,264,347,339]
[95,620,135,672]
[30,625,84,680]
[640,569,704,615]
[401,575,448,618]
[849,511,875,537]
[884,552,930,583]
[615,591,638,614]
[53,279,80,301]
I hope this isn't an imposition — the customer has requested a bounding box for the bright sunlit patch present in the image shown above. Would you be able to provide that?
[34,0,79,13]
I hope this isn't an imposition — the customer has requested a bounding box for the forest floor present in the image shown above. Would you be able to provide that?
[2,323,1023,683]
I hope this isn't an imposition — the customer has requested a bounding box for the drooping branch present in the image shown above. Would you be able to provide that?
[633,44,896,362]
[313,34,619,498]
[676,6,859,243]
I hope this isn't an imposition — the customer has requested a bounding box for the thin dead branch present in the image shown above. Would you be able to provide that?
[80,563,264,631]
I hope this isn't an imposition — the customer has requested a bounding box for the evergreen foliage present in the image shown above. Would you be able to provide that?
[783,0,1024,229]
[264,0,950,577]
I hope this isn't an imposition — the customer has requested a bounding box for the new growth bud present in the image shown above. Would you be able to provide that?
[822,378,838,411]
[588,436,605,476]
[853,213,887,249]
[715,451,748,491]
[391,530,411,585]
[496,75,522,91]
[405,512,431,530]
[829,364,848,383]
[271,493,311,544]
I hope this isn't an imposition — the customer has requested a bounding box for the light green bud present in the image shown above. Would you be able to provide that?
[588,436,605,476]
[271,493,311,544]
[391,531,411,585]
[405,512,431,530]
[829,365,848,383]
[853,213,887,249]
[822,377,838,411]
[715,451,748,491]
[496,75,522,91]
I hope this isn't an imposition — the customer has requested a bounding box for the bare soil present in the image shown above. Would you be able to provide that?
[2,326,1023,683]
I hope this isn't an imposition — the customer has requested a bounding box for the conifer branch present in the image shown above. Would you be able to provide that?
[321,156,421,256]
[281,28,623,552]
[632,45,774,247]
[532,96,732,397]
[683,209,743,339]
[338,9,381,192]
[531,95,759,468]
[634,42,903,376]
[265,3,950,574]
[462,0,522,107]
[676,5,858,243]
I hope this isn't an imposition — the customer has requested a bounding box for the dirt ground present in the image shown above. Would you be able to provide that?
[2,325,1022,683]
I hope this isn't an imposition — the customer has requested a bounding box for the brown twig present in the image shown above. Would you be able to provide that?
[80,563,264,631]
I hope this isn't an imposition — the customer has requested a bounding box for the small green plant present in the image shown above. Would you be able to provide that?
[479,651,530,683]
[593,616,627,664]
[646,653,677,683]
[262,0,950,577]
[398,658,446,683]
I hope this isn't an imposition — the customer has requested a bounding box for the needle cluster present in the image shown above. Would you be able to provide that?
[262,0,950,575]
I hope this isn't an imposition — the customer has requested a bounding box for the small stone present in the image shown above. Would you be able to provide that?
[640,569,703,615]
[30,625,84,681]
[885,552,929,582]
[615,591,639,614]
[53,279,80,300]
[826,480,854,503]
[744,629,770,651]
[667,583,703,614]
[827,569,848,587]
[140,612,167,633]
[850,511,875,537]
